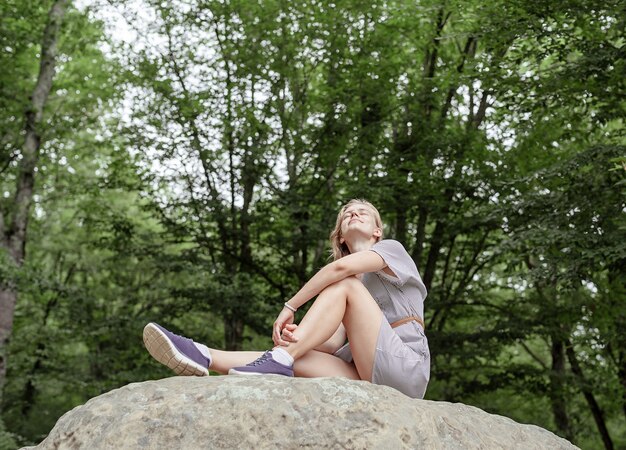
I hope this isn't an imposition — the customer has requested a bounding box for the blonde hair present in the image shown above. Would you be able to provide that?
[329,199,384,261]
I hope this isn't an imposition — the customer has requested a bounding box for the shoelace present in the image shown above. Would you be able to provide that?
[247,351,272,366]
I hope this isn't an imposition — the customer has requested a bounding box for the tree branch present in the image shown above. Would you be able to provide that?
[519,341,548,370]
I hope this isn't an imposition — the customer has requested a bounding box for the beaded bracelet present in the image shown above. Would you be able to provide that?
[283,302,297,313]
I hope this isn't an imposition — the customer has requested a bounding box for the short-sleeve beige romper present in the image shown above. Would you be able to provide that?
[333,239,430,399]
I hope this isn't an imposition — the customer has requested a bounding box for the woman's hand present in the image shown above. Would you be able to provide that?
[272,307,295,347]
[277,323,299,347]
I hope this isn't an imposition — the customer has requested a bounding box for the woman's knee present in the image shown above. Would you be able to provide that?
[318,276,367,303]
[327,275,361,293]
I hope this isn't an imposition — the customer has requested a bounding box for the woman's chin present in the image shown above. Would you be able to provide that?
[342,229,375,241]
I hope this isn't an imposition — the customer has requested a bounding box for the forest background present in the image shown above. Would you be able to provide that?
[0,0,624,448]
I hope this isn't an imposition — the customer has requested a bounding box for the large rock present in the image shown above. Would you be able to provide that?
[25,376,578,449]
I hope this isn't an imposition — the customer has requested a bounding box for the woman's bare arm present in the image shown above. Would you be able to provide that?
[285,250,386,310]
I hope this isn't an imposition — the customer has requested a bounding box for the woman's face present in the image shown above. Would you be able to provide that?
[339,203,381,243]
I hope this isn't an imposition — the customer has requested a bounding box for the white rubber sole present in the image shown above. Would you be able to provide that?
[143,323,209,377]
[227,369,265,375]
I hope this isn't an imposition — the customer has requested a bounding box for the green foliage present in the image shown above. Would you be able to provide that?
[0,418,17,450]
[1,0,625,447]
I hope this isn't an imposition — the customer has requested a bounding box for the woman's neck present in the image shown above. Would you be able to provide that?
[346,237,378,254]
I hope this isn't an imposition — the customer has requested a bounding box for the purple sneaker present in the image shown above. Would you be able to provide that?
[143,322,210,376]
[228,351,294,376]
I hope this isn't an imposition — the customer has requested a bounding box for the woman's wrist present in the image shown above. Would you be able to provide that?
[283,302,297,313]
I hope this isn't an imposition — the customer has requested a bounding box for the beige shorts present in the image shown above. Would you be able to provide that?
[333,317,430,399]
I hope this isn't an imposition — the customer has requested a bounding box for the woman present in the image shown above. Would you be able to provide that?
[143,199,430,398]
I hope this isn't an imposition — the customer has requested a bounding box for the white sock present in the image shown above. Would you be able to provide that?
[194,343,213,367]
[270,347,294,366]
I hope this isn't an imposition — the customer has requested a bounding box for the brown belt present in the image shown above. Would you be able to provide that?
[390,315,425,330]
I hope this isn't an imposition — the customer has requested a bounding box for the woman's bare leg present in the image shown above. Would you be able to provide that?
[209,350,264,375]
[312,323,346,354]
[148,277,380,379]
[209,348,359,379]
[294,350,359,379]
[283,276,383,381]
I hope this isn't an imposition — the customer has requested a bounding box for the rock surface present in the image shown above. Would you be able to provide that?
[25,376,578,449]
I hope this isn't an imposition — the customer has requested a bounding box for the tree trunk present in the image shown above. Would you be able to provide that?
[617,345,626,423]
[224,316,244,351]
[607,258,626,421]
[0,0,68,399]
[21,341,45,418]
[412,206,428,271]
[565,340,614,450]
[549,337,574,443]
[422,187,454,291]
[394,208,407,244]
